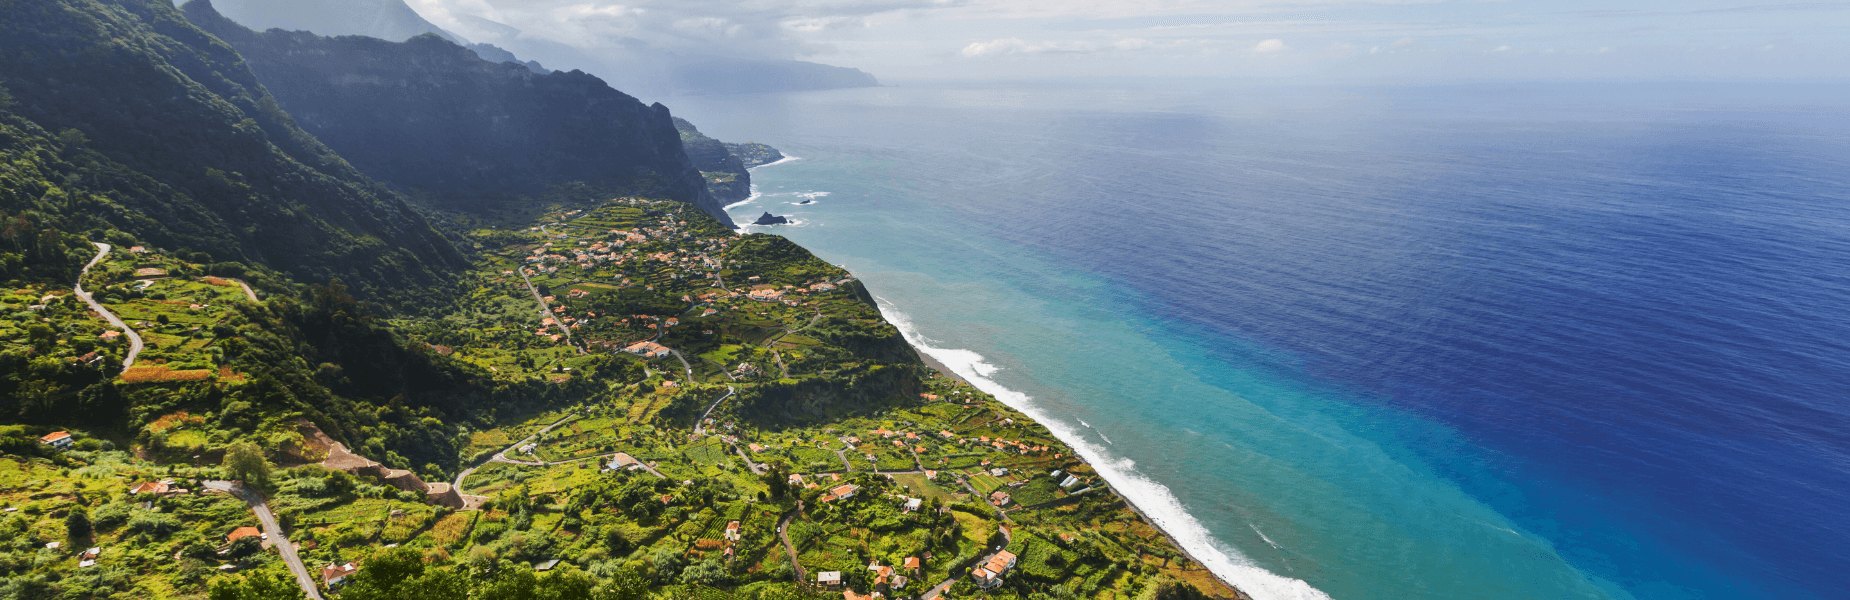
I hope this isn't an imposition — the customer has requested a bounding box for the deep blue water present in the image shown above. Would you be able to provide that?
[666,81,1850,600]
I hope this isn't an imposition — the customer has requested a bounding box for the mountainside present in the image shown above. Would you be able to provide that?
[202,0,880,96]
[187,0,466,44]
[673,118,752,202]
[184,1,734,227]
[0,0,462,303]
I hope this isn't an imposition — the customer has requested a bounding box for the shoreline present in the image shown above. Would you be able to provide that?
[904,337,1251,600]
[736,155,1258,600]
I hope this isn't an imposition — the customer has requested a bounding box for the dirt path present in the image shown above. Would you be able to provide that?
[75,243,142,372]
[204,481,323,599]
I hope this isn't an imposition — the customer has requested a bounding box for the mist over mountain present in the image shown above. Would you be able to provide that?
[184,0,734,227]
[187,0,467,44]
[199,0,880,96]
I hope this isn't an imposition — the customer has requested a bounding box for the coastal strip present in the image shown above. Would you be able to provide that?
[877,303,1332,600]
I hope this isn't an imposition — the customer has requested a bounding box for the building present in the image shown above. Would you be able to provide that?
[902,497,922,513]
[322,562,358,587]
[816,571,843,590]
[1060,475,1082,488]
[724,521,741,541]
[622,341,670,358]
[989,490,1011,506]
[38,431,73,449]
[226,527,263,544]
[971,550,1018,589]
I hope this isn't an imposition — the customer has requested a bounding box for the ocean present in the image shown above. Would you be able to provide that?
[664,80,1850,600]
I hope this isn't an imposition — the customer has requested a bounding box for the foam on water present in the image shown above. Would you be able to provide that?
[875,301,1336,600]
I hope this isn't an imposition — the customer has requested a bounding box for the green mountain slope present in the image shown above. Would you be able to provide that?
[0,0,463,303]
[184,1,735,227]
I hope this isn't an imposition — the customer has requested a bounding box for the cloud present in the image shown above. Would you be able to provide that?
[959,36,1177,57]
[1254,38,1286,53]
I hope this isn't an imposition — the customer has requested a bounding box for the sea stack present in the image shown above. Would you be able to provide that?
[754,212,790,225]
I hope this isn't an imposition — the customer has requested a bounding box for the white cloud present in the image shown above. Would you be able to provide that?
[960,36,1180,57]
[1254,38,1286,53]
[1493,45,1510,51]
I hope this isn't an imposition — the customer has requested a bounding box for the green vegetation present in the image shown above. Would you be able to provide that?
[0,1,1244,598]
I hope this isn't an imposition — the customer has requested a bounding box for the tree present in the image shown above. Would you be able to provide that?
[207,570,303,600]
[64,507,91,543]
[223,441,271,486]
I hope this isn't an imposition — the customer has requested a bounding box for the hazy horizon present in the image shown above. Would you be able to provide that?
[389,0,1848,83]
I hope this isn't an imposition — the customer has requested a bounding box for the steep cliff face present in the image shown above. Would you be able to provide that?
[0,0,461,302]
[185,1,734,227]
[673,118,751,202]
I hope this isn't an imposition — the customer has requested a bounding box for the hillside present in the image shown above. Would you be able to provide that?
[0,0,463,304]
[184,1,734,227]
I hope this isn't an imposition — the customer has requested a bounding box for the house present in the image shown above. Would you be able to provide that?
[902,497,922,513]
[322,562,358,587]
[226,527,263,543]
[989,491,1011,506]
[128,480,173,495]
[748,443,764,453]
[38,431,73,449]
[903,556,921,572]
[971,550,1018,588]
[604,453,640,472]
[990,467,1009,477]
[724,521,741,541]
[816,571,843,590]
[536,559,561,571]
[622,341,670,358]
[829,484,859,500]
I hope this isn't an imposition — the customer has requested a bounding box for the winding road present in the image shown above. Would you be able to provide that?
[452,412,668,499]
[75,243,142,372]
[691,386,736,435]
[204,480,323,600]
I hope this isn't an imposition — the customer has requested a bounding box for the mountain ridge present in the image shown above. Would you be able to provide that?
[184,1,735,227]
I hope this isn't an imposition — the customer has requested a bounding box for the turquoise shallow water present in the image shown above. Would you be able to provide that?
[664,81,1850,600]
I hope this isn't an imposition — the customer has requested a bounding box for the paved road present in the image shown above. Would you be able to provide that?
[516,266,585,355]
[691,386,736,435]
[454,413,668,498]
[731,441,764,475]
[205,481,323,599]
[776,503,807,582]
[921,525,1014,600]
[75,243,143,372]
[228,278,259,303]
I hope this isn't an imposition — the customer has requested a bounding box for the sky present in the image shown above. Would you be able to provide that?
[405,0,1850,81]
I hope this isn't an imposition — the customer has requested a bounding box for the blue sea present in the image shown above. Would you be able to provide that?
[665,80,1850,600]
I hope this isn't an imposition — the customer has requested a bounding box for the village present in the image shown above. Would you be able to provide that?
[0,197,1238,600]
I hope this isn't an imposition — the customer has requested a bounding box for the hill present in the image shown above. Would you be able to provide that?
[0,0,463,303]
[184,1,734,227]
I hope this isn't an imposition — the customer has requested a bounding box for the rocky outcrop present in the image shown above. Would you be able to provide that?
[754,213,790,226]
